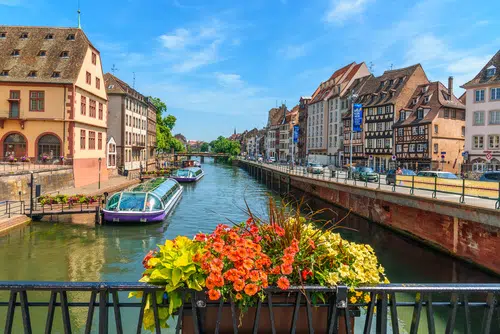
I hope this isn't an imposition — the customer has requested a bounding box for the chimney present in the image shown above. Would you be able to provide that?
[448,76,453,97]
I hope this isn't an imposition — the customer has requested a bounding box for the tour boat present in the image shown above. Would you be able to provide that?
[102,178,183,223]
[171,167,204,183]
[181,160,201,168]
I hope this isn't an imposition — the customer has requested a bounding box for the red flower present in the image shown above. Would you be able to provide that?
[142,250,155,269]
[271,224,285,237]
[195,233,207,242]
[308,239,316,250]
[301,269,313,281]
[277,276,290,290]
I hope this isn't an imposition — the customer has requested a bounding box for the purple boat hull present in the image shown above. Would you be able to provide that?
[103,210,167,223]
[171,177,197,183]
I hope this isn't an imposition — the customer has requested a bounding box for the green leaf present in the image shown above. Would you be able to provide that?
[173,253,190,267]
[172,268,182,286]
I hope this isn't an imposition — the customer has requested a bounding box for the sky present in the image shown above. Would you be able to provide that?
[0,0,499,141]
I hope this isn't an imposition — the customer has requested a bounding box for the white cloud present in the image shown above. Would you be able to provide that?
[172,41,220,73]
[159,28,190,49]
[447,56,492,74]
[279,44,307,60]
[0,0,21,5]
[324,0,371,24]
[215,73,244,88]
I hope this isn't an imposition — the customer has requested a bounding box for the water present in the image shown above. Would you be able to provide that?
[0,160,498,332]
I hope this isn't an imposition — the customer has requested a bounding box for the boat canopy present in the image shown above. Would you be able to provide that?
[174,167,203,178]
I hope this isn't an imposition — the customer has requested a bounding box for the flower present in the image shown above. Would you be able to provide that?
[233,279,245,292]
[244,283,259,296]
[208,289,221,300]
[235,293,243,300]
[301,269,313,281]
[142,250,155,269]
[308,239,316,250]
[277,276,290,290]
[249,270,260,282]
[350,296,357,304]
[213,241,224,253]
[280,264,293,275]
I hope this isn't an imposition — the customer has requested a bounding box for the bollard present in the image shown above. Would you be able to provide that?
[459,179,465,204]
[432,176,437,198]
[377,174,381,189]
[410,175,415,195]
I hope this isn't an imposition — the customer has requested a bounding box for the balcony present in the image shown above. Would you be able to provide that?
[0,110,23,119]
[132,142,146,148]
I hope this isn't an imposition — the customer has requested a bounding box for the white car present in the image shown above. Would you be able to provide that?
[268,157,276,163]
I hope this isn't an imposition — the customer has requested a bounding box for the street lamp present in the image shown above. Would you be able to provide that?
[98,157,102,189]
[349,90,359,179]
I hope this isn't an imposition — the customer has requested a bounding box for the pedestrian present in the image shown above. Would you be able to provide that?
[396,167,403,186]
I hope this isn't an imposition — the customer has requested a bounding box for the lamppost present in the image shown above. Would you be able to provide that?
[98,157,102,189]
[349,90,359,179]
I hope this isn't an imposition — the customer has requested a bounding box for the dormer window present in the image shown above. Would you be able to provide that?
[424,96,430,104]
[52,71,61,78]
[412,97,419,105]
[487,66,496,77]
[38,50,47,57]
[20,32,28,39]
[67,34,75,41]
[417,108,424,119]
[28,71,37,78]
[11,50,20,57]
[60,51,69,58]
[108,85,114,89]
[422,85,429,93]
[0,70,9,76]
[389,79,394,86]
[45,33,54,40]
[0,32,6,39]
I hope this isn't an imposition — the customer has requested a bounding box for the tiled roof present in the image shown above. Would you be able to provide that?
[340,74,372,99]
[0,26,94,84]
[462,50,500,88]
[328,62,355,81]
[104,72,147,102]
[393,81,464,127]
[310,62,357,104]
[356,64,425,107]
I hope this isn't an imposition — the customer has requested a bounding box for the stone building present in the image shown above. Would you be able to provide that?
[297,96,311,164]
[146,99,157,169]
[0,26,108,187]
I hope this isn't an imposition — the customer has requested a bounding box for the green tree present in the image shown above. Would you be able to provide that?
[200,142,209,152]
[149,96,183,152]
[210,136,240,156]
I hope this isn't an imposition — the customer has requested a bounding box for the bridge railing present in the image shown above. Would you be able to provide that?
[0,281,499,333]
[0,200,25,219]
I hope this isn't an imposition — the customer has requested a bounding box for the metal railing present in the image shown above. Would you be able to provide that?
[0,282,499,333]
[0,159,73,176]
[0,200,25,219]
[245,161,500,209]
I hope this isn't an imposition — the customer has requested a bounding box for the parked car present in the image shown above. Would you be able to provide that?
[307,163,324,174]
[268,157,276,163]
[386,169,416,185]
[416,171,458,179]
[479,171,500,182]
[353,167,379,182]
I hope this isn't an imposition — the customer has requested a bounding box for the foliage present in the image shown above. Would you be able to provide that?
[38,194,100,206]
[130,236,205,331]
[200,142,210,152]
[210,136,240,156]
[149,96,185,153]
[133,198,389,330]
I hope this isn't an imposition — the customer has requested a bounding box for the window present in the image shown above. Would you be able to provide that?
[417,144,425,152]
[28,71,37,78]
[451,110,456,119]
[487,66,496,77]
[67,34,75,41]
[0,32,6,38]
[384,138,391,148]
[80,130,86,149]
[396,144,402,152]
[461,126,465,137]
[60,51,69,58]
[473,111,484,125]
[475,89,485,102]
[20,32,28,39]
[398,128,404,136]
[0,70,9,77]
[98,103,103,120]
[52,71,61,78]
[473,136,484,149]
[89,131,96,149]
[434,125,438,134]
[490,111,500,125]
[96,77,100,89]
[385,105,391,113]
[11,50,20,57]
[434,144,438,153]
[81,96,86,115]
[29,91,44,111]
[424,96,430,104]
[86,72,91,85]
[45,33,53,40]
[377,107,383,115]
[419,126,425,135]
[377,123,384,131]
[444,109,449,118]
[491,88,500,101]
[488,135,500,149]
[417,109,424,119]
[409,144,415,152]
[98,133,103,150]
[92,52,97,65]
[412,127,418,135]
[89,100,96,118]
[38,50,46,57]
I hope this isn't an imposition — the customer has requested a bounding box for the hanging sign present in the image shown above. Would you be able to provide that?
[293,125,300,143]
[353,104,363,133]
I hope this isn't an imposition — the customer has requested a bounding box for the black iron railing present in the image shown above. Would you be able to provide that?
[0,282,499,333]
[0,200,25,219]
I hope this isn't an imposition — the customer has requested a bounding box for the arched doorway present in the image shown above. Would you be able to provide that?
[3,133,26,158]
[37,134,61,160]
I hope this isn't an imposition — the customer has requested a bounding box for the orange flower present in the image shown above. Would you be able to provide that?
[249,270,260,282]
[245,239,255,249]
[206,277,215,290]
[244,283,259,296]
[208,289,221,300]
[270,266,281,275]
[308,239,316,250]
[237,247,247,259]
[195,233,207,242]
[210,258,224,273]
[242,259,254,271]
[277,276,290,290]
[228,250,240,262]
[224,269,240,282]
[229,231,239,240]
[211,273,224,287]
[261,277,269,288]
[280,264,293,275]
[235,293,243,300]
[233,279,245,292]
[272,224,285,237]
[282,254,294,265]
[213,242,224,253]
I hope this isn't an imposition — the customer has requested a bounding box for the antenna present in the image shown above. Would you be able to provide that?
[111,64,119,74]
[368,62,374,72]
[77,0,81,29]
[133,72,136,89]
[389,63,394,70]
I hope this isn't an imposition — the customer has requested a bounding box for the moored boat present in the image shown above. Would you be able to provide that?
[103,178,182,223]
[171,166,204,182]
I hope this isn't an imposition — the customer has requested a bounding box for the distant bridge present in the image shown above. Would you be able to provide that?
[173,152,230,157]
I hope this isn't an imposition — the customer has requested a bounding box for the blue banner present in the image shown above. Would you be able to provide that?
[353,104,363,132]
[293,125,299,143]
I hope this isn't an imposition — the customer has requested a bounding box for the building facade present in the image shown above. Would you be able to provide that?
[393,79,465,172]
[462,50,500,173]
[105,73,147,173]
[146,100,157,168]
[0,26,108,187]
[297,97,311,164]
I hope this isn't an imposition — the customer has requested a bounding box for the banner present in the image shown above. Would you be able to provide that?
[293,125,300,143]
[353,104,363,133]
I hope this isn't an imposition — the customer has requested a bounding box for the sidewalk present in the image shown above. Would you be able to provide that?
[62,176,140,197]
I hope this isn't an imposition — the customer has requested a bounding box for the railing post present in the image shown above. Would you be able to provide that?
[460,179,465,204]
[410,175,415,195]
[432,176,437,198]
[377,173,381,189]
[496,182,500,209]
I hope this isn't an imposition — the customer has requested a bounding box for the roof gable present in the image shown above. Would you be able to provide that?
[462,50,500,88]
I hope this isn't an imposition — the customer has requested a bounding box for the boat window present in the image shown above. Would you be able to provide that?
[195,169,202,176]
[106,193,120,210]
[176,169,191,177]
[145,194,163,211]
[118,193,146,211]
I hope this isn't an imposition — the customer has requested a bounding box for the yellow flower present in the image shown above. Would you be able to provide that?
[364,294,371,303]
[350,296,357,304]
[339,264,350,278]
[355,291,362,297]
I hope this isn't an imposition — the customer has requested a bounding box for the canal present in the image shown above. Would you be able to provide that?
[0,160,498,332]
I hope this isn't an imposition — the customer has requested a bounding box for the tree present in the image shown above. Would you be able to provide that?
[200,142,210,152]
[210,136,240,156]
[149,96,182,152]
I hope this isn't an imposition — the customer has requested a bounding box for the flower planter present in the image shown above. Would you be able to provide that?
[181,297,356,334]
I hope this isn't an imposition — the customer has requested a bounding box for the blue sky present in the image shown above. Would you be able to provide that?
[1,0,499,141]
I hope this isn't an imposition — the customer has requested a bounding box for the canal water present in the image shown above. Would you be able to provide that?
[0,160,498,333]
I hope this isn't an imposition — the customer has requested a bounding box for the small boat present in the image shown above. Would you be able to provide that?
[102,178,183,223]
[171,166,204,183]
[181,160,200,168]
